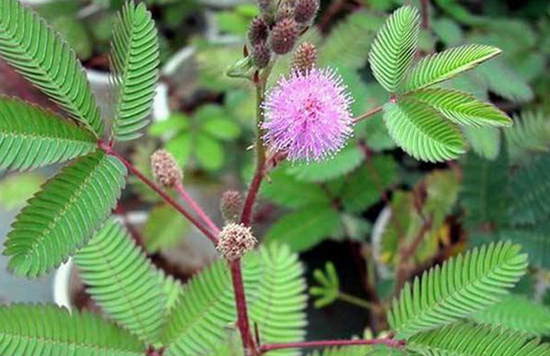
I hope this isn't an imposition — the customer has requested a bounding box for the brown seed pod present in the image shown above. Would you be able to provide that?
[292,41,317,73]
[270,18,298,55]
[151,149,182,189]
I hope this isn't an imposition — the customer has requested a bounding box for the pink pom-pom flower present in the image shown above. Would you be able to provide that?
[261,68,354,162]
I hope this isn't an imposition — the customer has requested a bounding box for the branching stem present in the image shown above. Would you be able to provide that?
[98,142,219,245]
[174,182,220,235]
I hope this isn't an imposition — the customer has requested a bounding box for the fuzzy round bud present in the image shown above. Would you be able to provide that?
[276,3,295,22]
[220,190,244,223]
[292,42,317,74]
[294,0,319,23]
[151,149,182,188]
[216,223,257,261]
[270,18,298,55]
[252,42,272,68]
[248,17,269,45]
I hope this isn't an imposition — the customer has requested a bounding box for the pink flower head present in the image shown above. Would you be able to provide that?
[261,68,354,162]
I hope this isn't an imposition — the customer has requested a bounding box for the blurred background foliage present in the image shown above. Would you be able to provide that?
[1,0,550,341]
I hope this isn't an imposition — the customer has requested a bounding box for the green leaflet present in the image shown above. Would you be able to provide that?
[472,295,550,336]
[408,322,550,356]
[0,304,144,356]
[110,2,159,141]
[495,228,550,270]
[463,126,501,160]
[75,219,166,345]
[505,110,550,160]
[0,0,103,136]
[4,151,127,277]
[407,88,511,127]
[162,243,306,356]
[0,97,96,171]
[383,100,465,163]
[388,242,528,339]
[403,44,501,92]
[369,6,420,93]
[508,153,550,225]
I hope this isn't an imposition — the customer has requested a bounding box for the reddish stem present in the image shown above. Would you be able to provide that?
[240,161,266,227]
[352,106,383,124]
[260,338,405,353]
[420,0,430,29]
[174,182,220,235]
[230,259,258,355]
[99,143,219,245]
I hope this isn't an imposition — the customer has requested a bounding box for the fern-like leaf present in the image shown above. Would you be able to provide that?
[0,304,144,356]
[472,294,550,336]
[403,44,501,92]
[369,6,420,93]
[162,243,306,356]
[460,149,508,228]
[407,88,511,127]
[383,99,465,162]
[388,242,528,339]
[408,322,550,356]
[3,151,127,277]
[0,0,103,135]
[508,153,550,225]
[506,110,550,160]
[494,228,550,269]
[0,97,96,171]
[307,346,374,356]
[75,219,165,344]
[110,2,159,141]
[463,126,501,160]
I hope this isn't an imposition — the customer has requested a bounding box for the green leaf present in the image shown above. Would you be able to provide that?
[369,6,420,93]
[403,44,501,92]
[51,16,93,59]
[472,295,550,336]
[143,203,189,253]
[309,262,340,308]
[463,126,501,160]
[194,134,224,171]
[408,322,550,356]
[341,155,397,213]
[505,111,550,160]
[286,146,365,182]
[0,97,96,171]
[473,58,534,103]
[202,118,241,141]
[460,149,509,229]
[495,228,550,270]
[0,0,103,135]
[383,100,465,163]
[162,243,306,356]
[388,242,528,339]
[0,304,144,356]
[148,114,190,137]
[508,153,550,225]
[261,168,331,209]
[264,206,341,252]
[110,2,159,141]
[407,88,511,127]
[319,10,383,70]
[432,18,463,46]
[75,219,166,344]
[4,151,127,277]
[166,133,192,167]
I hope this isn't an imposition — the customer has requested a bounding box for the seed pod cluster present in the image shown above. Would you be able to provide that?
[248,0,320,67]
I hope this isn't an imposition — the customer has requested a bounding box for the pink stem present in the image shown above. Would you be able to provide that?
[260,338,405,353]
[230,259,258,355]
[99,143,219,245]
[240,161,265,227]
[174,182,220,235]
